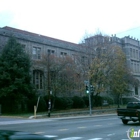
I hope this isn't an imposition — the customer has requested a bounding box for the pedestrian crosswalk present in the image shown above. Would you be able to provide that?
[58,137,83,140]
[44,135,129,140]
[44,135,103,140]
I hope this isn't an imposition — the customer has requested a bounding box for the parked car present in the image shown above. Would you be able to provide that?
[0,130,55,140]
[117,102,140,124]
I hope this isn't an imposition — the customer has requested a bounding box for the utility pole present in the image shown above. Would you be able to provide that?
[47,52,51,117]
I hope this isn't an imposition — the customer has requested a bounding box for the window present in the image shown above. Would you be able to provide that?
[130,48,132,57]
[48,49,55,55]
[136,50,138,59]
[33,70,43,89]
[60,52,67,57]
[133,49,135,58]
[137,63,139,73]
[131,62,134,72]
[32,47,41,59]
[134,63,136,72]
[81,56,87,64]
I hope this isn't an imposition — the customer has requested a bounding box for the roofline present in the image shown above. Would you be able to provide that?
[2,26,79,46]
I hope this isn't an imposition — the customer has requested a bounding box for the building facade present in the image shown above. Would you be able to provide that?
[111,35,140,97]
[84,34,140,98]
[0,26,87,96]
[0,26,140,98]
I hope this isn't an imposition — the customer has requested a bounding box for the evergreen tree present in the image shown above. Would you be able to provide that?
[0,37,35,113]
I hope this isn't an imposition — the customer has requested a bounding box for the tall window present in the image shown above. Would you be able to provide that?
[137,63,139,73]
[131,62,134,72]
[33,70,43,89]
[133,49,135,59]
[130,48,132,57]
[32,47,41,59]
[134,63,136,72]
[136,50,138,59]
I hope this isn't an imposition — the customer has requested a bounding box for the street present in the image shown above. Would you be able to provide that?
[0,114,140,140]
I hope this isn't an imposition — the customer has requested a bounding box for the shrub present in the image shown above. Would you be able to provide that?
[54,97,64,110]
[37,97,47,112]
[93,95,102,107]
[54,97,73,110]
[0,96,28,113]
[82,96,89,107]
[72,96,85,108]
[64,97,73,109]
[102,96,114,105]
[27,95,47,112]
[27,95,38,112]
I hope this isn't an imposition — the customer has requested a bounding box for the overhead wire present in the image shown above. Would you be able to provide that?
[116,26,140,35]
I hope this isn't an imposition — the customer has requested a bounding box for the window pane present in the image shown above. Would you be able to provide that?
[37,48,41,52]
[33,70,43,89]
[33,47,37,54]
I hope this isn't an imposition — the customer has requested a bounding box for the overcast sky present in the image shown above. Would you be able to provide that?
[0,0,140,43]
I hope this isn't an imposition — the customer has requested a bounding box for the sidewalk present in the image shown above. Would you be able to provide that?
[30,108,117,119]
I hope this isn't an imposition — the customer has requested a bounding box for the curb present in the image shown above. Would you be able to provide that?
[29,113,116,119]
[29,108,117,119]
[50,113,117,120]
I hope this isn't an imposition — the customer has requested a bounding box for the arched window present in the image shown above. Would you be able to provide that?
[33,70,43,89]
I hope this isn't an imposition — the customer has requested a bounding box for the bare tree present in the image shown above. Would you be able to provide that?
[33,53,83,96]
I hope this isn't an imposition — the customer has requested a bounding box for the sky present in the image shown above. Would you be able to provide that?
[0,0,140,43]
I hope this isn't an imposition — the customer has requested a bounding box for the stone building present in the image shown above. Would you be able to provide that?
[111,35,140,99]
[84,34,140,99]
[0,26,86,96]
[0,26,140,99]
